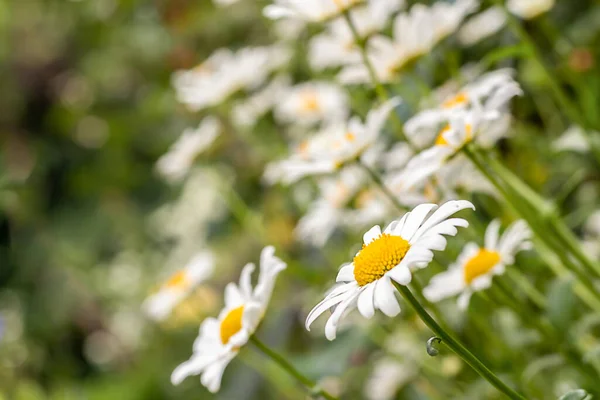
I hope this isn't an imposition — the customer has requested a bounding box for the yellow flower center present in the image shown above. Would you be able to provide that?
[300,91,320,113]
[220,306,245,345]
[345,132,356,142]
[353,234,411,286]
[442,92,469,109]
[463,249,501,284]
[165,271,189,290]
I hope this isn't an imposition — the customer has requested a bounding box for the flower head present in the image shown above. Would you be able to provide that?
[264,97,401,185]
[423,219,531,310]
[171,246,286,392]
[339,0,477,84]
[142,251,215,321]
[306,200,474,340]
[274,81,349,127]
[173,46,291,112]
[309,0,404,71]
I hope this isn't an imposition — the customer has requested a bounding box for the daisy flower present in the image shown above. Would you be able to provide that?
[173,45,291,112]
[306,200,475,340]
[264,0,365,23]
[171,246,286,392]
[264,97,401,185]
[309,0,404,71]
[156,117,220,183]
[339,0,477,84]
[423,219,531,310]
[142,251,215,322]
[507,0,554,19]
[274,81,349,127]
[458,6,507,46]
[405,68,521,147]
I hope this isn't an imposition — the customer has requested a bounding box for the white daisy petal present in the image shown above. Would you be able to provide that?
[387,265,412,285]
[325,290,360,340]
[411,200,475,242]
[484,219,501,250]
[357,284,376,318]
[363,225,382,245]
[336,263,355,282]
[399,203,438,241]
[374,277,401,317]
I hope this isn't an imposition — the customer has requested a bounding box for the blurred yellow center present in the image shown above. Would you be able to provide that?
[442,92,469,109]
[464,249,501,284]
[300,91,320,112]
[220,306,244,345]
[353,234,410,286]
[345,132,356,142]
[165,271,188,290]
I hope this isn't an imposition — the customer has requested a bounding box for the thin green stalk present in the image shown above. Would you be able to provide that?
[392,282,527,400]
[340,10,416,150]
[249,335,338,400]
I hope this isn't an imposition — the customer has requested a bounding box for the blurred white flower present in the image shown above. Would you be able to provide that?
[264,97,400,185]
[424,219,531,309]
[306,201,474,340]
[458,6,507,46]
[142,251,215,322]
[339,0,477,84]
[212,0,241,6]
[309,0,404,71]
[274,81,349,127]
[507,0,554,19]
[231,75,292,128]
[405,69,521,147]
[264,0,365,22]
[171,247,286,392]
[173,46,291,112]
[156,117,220,183]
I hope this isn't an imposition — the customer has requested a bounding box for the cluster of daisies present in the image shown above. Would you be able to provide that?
[139,0,577,395]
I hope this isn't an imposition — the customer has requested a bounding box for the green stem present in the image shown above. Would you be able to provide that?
[504,269,547,310]
[249,335,338,400]
[392,282,527,399]
[340,10,416,149]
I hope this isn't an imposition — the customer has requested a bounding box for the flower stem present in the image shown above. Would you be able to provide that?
[392,281,527,400]
[249,335,338,400]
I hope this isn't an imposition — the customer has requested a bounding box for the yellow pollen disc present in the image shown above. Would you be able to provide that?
[435,125,451,146]
[165,271,189,290]
[298,140,309,155]
[345,132,356,142]
[442,92,469,109]
[353,234,410,286]
[220,306,244,345]
[300,91,320,112]
[463,249,501,284]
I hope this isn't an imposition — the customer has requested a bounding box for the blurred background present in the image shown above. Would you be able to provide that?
[2,0,600,399]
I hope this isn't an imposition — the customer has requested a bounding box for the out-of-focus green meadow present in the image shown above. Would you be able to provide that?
[2,0,600,399]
